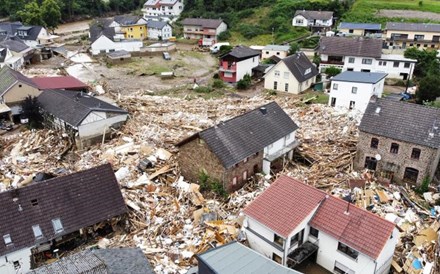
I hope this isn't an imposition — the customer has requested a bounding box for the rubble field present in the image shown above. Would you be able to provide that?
[1,93,439,273]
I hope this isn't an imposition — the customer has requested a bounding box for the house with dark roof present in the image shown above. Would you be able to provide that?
[176,102,299,192]
[263,52,318,94]
[355,98,440,185]
[219,45,260,83]
[146,20,173,40]
[181,18,227,46]
[0,36,34,70]
[37,90,128,149]
[292,10,333,31]
[243,175,398,274]
[338,22,382,37]
[0,164,127,273]
[384,22,440,49]
[328,71,387,113]
[0,22,58,48]
[142,0,184,21]
[318,36,416,80]
[29,248,154,274]
[32,76,88,91]
[89,20,143,55]
[0,66,40,121]
[188,241,302,274]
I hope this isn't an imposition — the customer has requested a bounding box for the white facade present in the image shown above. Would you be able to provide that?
[147,24,173,40]
[320,54,416,79]
[292,15,332,28]
[261,47,289,60]
[142,0,184,18]
[236,55,260,82]
[183,22,227,44]
[78,111,128,140]
[0,247,32,274]
[264,61,316,94]
[91,35,143,55]
[262,131,297,174]
[328,78,385,114]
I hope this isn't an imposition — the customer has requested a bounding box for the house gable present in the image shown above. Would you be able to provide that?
[3,81,40,104]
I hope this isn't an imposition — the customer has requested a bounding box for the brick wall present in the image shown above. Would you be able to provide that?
[355,131,440,185]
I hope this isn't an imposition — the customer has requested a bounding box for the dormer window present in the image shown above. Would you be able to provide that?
[32,225,43,239]
[304,68,311,75]
[3,234,12,245]
[18,30,26,36]
[51,218,64,233]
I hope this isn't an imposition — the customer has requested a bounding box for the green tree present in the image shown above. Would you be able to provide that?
[416,74,440,103]
[324,66,342,77]
[41,0,62,32]
[20,96,43,129]
[16,1,44,26]
[404,47,439,78]
[289,42,300,55]
[237,74,252,89]
[217,30,231,41]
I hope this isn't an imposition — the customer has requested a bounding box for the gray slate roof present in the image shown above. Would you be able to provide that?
[386,22,440,32]
[0,65,37,96]
[319,36,382,58]
[0,164,127,257]
[89,19,115,43]
[146,20,169,29]
[360,98,440,148]
[339,22,382,30]
[181,18,224,29]
[197,241,302,274]
[29,248,154,274]
[263,45,290,51]
[107,50,131,58]
[177,102,299,168]
[37,89,127,127]
[221,45,260,60]
[0,38,29,53]
[0,22,43,41]
[114,15,141,26]
[280,52,319,83]
[294,10,333,20]
[332,71,387,84]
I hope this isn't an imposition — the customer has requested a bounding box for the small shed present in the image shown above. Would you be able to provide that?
[106,50,131,64]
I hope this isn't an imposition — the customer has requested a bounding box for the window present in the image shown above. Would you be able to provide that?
[274,70,280,77]
[276,52,280,55]
[3,234,12,245]
[348,57,355,63]
[337,242,359,260]
[370,138,379,149]
[265,51,269,54]
[305,68,311,74]
[232,176,237,185]
[393,61,399,68]
[272,253,282,264]
[414,34,425,41]
[13,261,20,270]
[296,19,304,24]
[349,29,354,34]
[351,87,357,94]
[140,26,143,29]
[334,261,355,274]
[330,97,336,107]
[404,62,411,68]
[411,148,421,159]
[18,84,22,88]
[379,61,387,66]
[349,101,355,110]
[283,72,289,79]
[52,218,64,233]
[274,234,284,247]
[290,233,299,246]
[390,143,399,154]
[31,199,38,206]
[310,227,319,238]
[252,57,255,62]
[333,83,338,90]
[273,81,278,90]
[404,167,419,183]
[243,170,248,181]
[364,156,377,170]
[32,225,43,239]
[284,83,289,92]
[362,58,372,65]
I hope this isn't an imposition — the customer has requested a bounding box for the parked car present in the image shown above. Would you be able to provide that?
[163,52,171,60]
[210,42,230,54]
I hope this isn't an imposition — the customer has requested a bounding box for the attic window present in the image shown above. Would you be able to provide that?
[31,199,38,206]
[304,68,311,75]
[3,234,12,246]
[51,218,64,233]
[32,225,43,239]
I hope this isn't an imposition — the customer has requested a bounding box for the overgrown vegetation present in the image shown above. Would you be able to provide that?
[198,170,228,198]
[324,66,342,77]
[415,176,431,195]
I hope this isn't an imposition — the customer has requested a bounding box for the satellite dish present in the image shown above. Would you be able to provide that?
[375,154,382,161]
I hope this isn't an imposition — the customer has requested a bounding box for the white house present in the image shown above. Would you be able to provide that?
[146,20,173,40]
[37,90,128,149]
[261,45,290,60]
[0,22,58,48]
[319,36,416,80]
[142,0,184,21]
[89,22,143,55]
[292,10,333,30]
[181,18,227,46]
[264,52,319,94]
[329,71,387,114]
[243,175,398,274]
[219,46,260,83]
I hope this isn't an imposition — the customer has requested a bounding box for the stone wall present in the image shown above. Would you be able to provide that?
[224,151,263,192]
[355,131,440,185]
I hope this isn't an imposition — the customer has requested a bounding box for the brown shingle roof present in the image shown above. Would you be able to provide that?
[0,164,127,256]
[319,36,382,58]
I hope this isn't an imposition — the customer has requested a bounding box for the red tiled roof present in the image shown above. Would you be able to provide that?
[32,76,88,90]
[243,175,326,238]
[244,175,396,259]
[309,195,395,259]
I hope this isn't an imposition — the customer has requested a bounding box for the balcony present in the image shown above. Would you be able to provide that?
[287,240,319,269]
[219,64,237,72]
[264,140,299,162]
[203,29,217,35]
[184,29,204,35]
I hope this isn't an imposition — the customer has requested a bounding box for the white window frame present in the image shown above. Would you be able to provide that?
[333,83,338,90]
[52,218,64,233]
[32,225,43,239]
[348,57,355,63]
[283,71,289,79]
[362,58,372,65]
[3,234,12,245]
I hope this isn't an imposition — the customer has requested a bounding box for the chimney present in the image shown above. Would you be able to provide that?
[260,107,267,115]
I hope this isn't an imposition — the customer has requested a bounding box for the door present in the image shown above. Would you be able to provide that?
[331,97,336,107]
[298,229,304,245]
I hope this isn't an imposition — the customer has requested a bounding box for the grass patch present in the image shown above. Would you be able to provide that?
[302,92,329,104]
[180,51,206,60]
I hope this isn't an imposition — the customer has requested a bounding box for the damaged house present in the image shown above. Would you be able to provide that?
[243,175,398,274]
[37,89,128,149]
[355,98,440,185]
[177,102,299,192]
[0,164,127,273]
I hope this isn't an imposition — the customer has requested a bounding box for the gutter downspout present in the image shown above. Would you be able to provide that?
[374,259,377,274]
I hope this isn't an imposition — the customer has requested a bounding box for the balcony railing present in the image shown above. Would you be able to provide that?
[219,64,237,72]
[287,240,319,269]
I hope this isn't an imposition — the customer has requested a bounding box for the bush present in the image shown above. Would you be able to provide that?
[217,30,231,41]
[416,176,430,195]
[238,24,266,39]
[198,170,228,198]
[212,79,225,89]
[218,45,233,56]
[324,66,342,77]
[213,73,219,79]
[237,74,251,90]
[194,86,212,93]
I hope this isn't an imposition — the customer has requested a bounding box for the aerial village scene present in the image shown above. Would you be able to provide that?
[1,0,440,273]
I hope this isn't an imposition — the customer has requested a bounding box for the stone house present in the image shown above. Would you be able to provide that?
[355,98,440,185]
[176,102,299,192]
[243,175,398,274]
